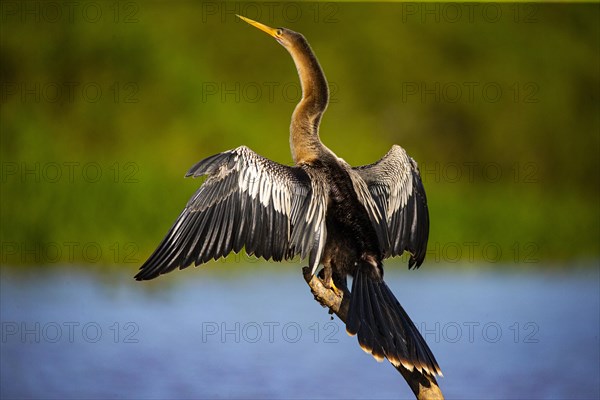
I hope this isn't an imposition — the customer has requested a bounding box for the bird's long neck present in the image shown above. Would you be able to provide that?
[286,38,330,164]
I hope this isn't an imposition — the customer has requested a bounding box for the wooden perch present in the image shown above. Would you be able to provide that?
[302,267,444,400]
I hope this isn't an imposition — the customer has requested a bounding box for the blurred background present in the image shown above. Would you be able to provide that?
[1,2,598,399]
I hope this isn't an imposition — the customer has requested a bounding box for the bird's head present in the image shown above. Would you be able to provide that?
[237,15,307,52]
[236,14,328,114]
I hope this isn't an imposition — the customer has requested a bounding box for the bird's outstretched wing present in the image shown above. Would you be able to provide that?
[135,145,328,280]
[352,145,429,268]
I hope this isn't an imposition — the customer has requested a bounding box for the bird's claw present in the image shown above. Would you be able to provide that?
[316,267,343,297]
[325,277,343,297]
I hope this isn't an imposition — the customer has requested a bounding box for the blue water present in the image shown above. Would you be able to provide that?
[1,264,599,399]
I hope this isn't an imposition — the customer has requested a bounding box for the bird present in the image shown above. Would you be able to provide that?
[136,15,441,378]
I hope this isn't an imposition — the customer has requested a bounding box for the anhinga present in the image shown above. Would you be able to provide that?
[136,16,442,378]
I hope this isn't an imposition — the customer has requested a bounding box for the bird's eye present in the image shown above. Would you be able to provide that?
[276,29,283,36]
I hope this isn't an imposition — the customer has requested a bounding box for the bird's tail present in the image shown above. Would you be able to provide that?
[346,261,442,377]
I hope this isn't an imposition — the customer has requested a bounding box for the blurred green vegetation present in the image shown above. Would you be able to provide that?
[1,2,598,268]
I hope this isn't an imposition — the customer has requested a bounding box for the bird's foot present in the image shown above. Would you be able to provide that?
[324,277,343,298]
[317,267,344,298]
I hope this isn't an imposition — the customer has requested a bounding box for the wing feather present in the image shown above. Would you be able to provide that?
[135,146,327,280]
[353,145,429,268]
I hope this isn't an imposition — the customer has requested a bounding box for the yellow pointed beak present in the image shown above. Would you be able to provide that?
[237,15,279,39]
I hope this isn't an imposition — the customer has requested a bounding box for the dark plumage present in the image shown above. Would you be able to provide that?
[136,15,441,378]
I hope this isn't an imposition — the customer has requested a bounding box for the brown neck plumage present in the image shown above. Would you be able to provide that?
[285,36,330,164]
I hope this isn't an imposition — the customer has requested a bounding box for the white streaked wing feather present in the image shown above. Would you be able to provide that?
[352,145,429,267]
[135,145,328,280]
